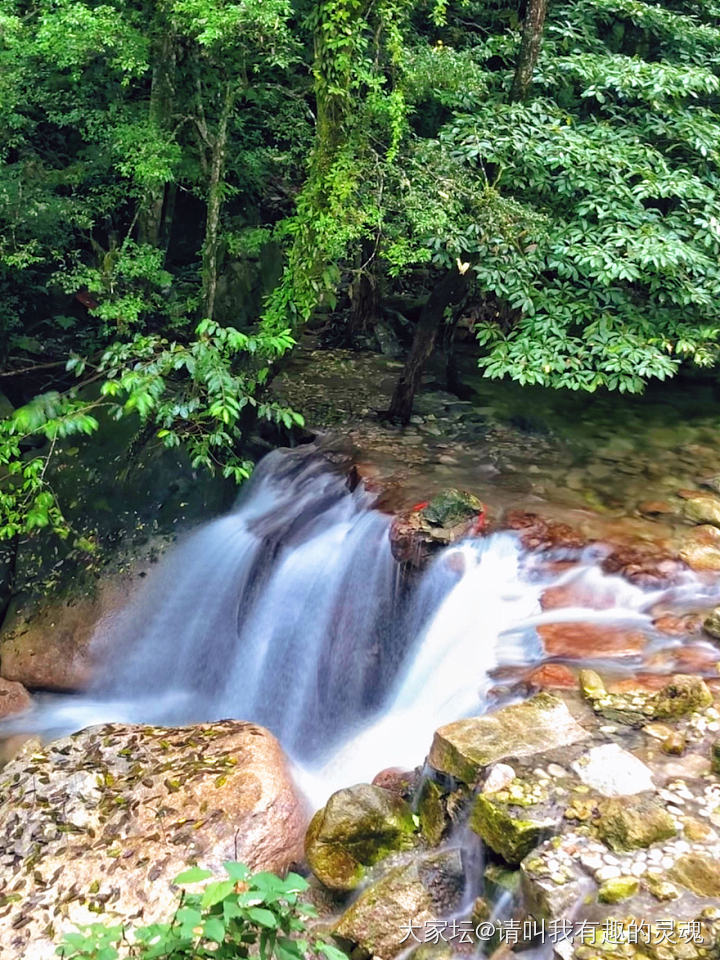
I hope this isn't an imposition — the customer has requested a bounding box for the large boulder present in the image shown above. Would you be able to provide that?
[428,694,588,785]
[0,720,308,959]
[305,784,417,892]
[333,849,464,960]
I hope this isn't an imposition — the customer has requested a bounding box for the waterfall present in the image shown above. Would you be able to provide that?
[2,445,717,808]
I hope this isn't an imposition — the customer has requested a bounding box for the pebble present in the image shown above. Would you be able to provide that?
[630,862,646,877]
[661,856,675,869]
[596,866,621,881]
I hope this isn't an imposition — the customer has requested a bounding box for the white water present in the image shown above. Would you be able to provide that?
[2,445,719,812]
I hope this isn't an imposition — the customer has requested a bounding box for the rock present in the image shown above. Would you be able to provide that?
[0,678,32,718]
[372,767,417,801]
[680,524,720,571]
[646,875,679,901]
[470,789,557,865]
[669,853,720,898]
[538,623,646,659]
[598,876,639,903]
[503,512,586,552]
[711,741,720,775]
[484,862,521,900]
[580,674,713,727]
[678,489,720,527]
[482,763,516,794]
[662,730,686,755]
[429,694,588,785]
[0,720,307,960]
[390,490,485,566]
[306,784,416,891]
[572,744,655,797]
[526,663,576,690]
[417,779,447,847]
[595,796,676,851]
[655,674,713,717]
[333,849,464,960]
[704,607,720,641]
[579,669,606,700]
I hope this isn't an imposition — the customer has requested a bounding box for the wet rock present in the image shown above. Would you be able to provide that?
[680,525,720,571]
[646,875,680,901]
[503,511,586,552]
[597,876,638,903]
[390,490,485,566]
[0,678,32,718]
[526,663,577,690]
[482,763,516,794]
[0,720,307,959]
[572,743,655,797]
[521,846,592,921]
[669,853,720,898]
[428,693,588,785]
[333,849,464,960]
[703,607,720,642]
[678,489,720,527]
[372,767,418,801]
[539,622,647,659]
[595,796,676,851]
[580,673,713,726]
[306,784,417,891]
[662,730,687,755]
[417,779,447,846]
[470,784,558,865]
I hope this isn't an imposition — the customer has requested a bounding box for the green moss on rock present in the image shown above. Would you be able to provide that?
[470,791,556,865]
[595,796,676,851]
[305,784,417,892]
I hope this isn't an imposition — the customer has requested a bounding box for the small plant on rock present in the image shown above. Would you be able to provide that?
[56,862,347,960]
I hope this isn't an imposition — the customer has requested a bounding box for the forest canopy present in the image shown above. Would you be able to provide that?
[1,0,720,539]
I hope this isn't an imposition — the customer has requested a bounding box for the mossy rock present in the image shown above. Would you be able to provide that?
[669,853,720,898]
[679,490,720,527]
[595,796,676,852]
[422,489,483,527]
[417,778,447,847]
[598,876,639,903]
[429,693,588,785]
[470,790,557,865]
[333,850,464,960]
[581,673,712,727]
[306,784,417,892]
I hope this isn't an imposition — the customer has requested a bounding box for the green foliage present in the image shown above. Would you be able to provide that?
[56,862,348,960]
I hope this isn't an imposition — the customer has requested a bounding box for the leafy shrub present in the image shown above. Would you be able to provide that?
[56,862,347,960]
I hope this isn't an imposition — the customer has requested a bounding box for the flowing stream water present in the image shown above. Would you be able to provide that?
[4,444,718,809]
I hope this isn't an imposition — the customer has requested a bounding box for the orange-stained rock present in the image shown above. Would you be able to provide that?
[537,622,647,659]
[652,613,704,637]
[601,546,684,586]
[679,525,720,572]
[527,663,577,690]
[0,678,32,718]
[541,582,616,612]
[503,511,587,552]
[372,767,419,800]
[0,721,308,960]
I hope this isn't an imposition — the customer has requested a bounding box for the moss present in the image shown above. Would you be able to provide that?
[470,792,555,865]
[597,876,639,903]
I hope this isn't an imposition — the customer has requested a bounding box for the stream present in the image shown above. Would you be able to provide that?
[3,443,719,809]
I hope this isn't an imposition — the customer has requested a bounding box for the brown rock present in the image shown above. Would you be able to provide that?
[503,511,587,552]
[0,677,32,718]
[538,622,646,659]
[0,720,308,959]
[680,525,720,571]
[540,582,615,611]
[526,663,577,690]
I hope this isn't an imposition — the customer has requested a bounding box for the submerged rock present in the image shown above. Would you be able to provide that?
[595,796,676,851]
[572,743,655,796]
[428,693,588,785]
[703,606,720,642]
[0,721,307,960]
[680,524,720,571]
[333,849,464,960]
[305,784,417,892]
[669,853,720,898]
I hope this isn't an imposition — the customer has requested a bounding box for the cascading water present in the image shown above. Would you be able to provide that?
[3,444,719,805]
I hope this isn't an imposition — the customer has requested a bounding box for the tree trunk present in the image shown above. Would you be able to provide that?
[509,0,549,102]
[202,82,235,321]
[387,269,469,424]
[138,31,176,248]
[348,242,381,341]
